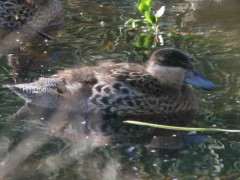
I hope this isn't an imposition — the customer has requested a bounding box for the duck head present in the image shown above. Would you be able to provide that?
[146,48,216,90]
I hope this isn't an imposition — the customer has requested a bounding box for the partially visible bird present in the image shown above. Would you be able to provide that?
[5,48,216,127]
[0,0,63,30]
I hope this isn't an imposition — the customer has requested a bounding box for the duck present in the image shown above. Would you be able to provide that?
[5,48,216,126]
[0,0,63,30]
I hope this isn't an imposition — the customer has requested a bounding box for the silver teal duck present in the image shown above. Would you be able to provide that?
[0,0,63,29]
[5,48,216,123]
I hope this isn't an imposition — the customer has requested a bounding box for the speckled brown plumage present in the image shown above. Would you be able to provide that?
[0,0,63,29]
[5,48,216,127]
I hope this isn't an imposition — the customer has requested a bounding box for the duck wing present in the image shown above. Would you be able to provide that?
[88,68,172,116]
[109,69,167,96]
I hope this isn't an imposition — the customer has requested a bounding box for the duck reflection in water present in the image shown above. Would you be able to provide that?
[6,48,216,148]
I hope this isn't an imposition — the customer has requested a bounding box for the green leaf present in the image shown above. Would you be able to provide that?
[125,18,135,26]
[155,6,165,22]
[145,0,153,7]
[136,33,146,48]
[155,6,165,18]
[138,0,153,13]
[136,33,154,48]
[1,66,10,73]
[145,11,156,24]
[138,3,150,13]
[124,19,142,28]
[138,0,143,6]
[124,120,240,133]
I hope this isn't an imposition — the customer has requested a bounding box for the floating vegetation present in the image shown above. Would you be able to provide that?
[124,121,240,133]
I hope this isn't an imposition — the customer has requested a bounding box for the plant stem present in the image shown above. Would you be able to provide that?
[124,120,240,133]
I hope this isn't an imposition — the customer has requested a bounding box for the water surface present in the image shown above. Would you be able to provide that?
[1,0,240,179]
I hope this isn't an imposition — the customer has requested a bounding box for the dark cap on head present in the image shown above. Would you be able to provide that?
[149,48,194,69]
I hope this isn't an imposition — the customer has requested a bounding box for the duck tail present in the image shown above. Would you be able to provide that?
[3,83,47,103]
[3,77,59,103]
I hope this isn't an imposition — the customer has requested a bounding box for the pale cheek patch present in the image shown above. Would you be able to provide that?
[147,66,186,85]
[163,67,186,84]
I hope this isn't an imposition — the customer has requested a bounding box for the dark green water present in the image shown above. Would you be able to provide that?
[0,0,240,179]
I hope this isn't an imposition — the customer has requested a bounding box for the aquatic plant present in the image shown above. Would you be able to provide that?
[126,0,165,28]
[138,0,165,27]
[125,0,165,46]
